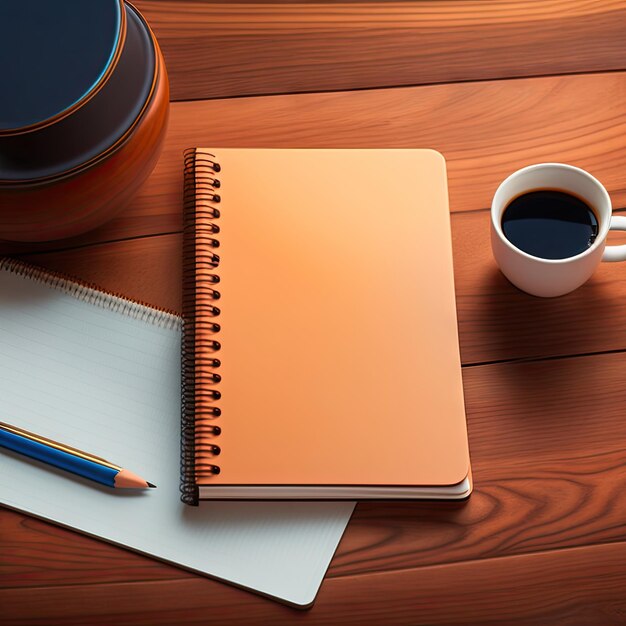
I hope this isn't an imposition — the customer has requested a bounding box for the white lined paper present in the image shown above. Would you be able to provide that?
[0,266,353,607]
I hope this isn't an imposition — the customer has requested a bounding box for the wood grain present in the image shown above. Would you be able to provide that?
[5,5,626,621]
[4,542,626,625]
[134,0,626,101]
[4,71,626,256]
[17,212,626,367]
[5,447,626,590]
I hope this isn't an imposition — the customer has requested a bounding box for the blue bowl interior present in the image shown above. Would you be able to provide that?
[0,0,123,131]
[0,3,155,181]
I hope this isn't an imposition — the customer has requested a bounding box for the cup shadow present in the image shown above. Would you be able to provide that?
[465,263,618,366]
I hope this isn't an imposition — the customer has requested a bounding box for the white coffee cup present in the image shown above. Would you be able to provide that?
[491,163,626,297]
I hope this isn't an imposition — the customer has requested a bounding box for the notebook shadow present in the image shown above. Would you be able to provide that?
[179,498,355,530]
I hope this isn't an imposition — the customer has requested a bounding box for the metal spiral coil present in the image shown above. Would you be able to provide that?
[0,257,180,330]
[181,149,223,505]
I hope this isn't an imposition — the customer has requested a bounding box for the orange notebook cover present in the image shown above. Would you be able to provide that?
[181,148,471,504]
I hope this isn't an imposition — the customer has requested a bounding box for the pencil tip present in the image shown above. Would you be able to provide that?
[147,482,157,488]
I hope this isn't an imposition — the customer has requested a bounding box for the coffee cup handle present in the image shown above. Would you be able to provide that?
[602,216,626,262]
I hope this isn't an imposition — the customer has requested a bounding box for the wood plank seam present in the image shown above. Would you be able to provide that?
[133,0,626,102]
[462,346,626,369]
[4,535,626,591]
[14,206,626,259]
[167,67,626,104]
[13,231,183,258]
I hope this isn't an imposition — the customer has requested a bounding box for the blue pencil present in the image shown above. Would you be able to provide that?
[0,421,155,489]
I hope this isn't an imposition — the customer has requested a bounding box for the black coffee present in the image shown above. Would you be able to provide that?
[501,189,599,260]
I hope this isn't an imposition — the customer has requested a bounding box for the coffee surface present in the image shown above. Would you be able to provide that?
[501,189,599,260]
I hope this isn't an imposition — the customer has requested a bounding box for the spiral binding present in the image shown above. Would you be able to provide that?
[181,148,223,505]
[0,257,180,330]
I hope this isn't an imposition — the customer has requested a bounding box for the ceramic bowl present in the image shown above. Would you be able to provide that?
[0,0,169,241]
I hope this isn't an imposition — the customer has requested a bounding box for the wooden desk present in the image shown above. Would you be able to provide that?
[3,2,626,623]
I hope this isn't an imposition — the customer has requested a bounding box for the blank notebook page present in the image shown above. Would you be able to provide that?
[0,264,353,607]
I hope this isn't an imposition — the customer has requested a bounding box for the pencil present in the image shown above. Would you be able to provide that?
[0,421,156,489]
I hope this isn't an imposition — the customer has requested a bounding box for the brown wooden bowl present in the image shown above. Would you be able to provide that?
[0,1,169,242]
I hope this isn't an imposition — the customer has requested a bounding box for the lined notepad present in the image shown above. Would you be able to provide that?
[0,261,354,607]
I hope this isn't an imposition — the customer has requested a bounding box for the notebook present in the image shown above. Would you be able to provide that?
[0,259,354,607]
[182,148,472,502]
